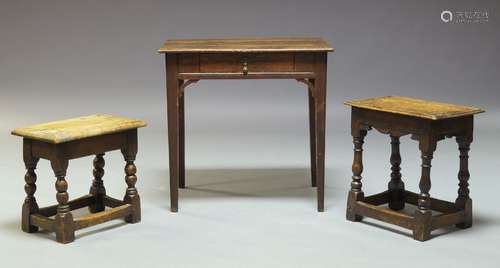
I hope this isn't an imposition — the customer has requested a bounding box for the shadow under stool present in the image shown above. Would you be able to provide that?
[12,114,146,243]
[344,96,484,241]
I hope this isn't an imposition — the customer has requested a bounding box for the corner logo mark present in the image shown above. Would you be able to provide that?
[441,10,488,23]
[441,10,453,23]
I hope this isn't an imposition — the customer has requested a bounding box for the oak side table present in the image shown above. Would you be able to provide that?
[344,96,484,241]
[158,38,334,212]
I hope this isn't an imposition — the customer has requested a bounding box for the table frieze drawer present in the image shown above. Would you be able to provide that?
[178,53,316,73]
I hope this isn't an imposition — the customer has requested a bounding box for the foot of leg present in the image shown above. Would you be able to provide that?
[456,198,473,229]
[22,202,38,233]
[54,212,75,244]
[346,191,363,222]
[413,209,432,241]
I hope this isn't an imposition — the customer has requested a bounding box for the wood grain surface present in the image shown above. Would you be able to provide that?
[158,37,334,53]
[12,114,146,144]
[345,96,484,120]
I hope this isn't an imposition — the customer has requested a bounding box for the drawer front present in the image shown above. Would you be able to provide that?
[199,53,244,73]
[177,52,317,73]
[200,53,294,73]
[245,53,295,72]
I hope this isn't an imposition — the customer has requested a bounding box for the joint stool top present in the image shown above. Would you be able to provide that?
[345,96,484,120]
[158,37,334,53]
[11,114,146,144]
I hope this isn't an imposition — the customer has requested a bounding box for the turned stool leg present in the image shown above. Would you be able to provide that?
[413,138,436,241]
[123,159,141,223]
[89,153,106,213]
[51,158,75,244]
[388,135,405,210]
[122,131,141,223]
[346,127,367,221]
[22,140,39,233]
[456,136,473,229]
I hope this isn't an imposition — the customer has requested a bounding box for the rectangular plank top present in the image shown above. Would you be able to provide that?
[158,37,334,53]
[345,96,484,120]
[11,114,147,144]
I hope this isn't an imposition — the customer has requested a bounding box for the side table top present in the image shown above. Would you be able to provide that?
[12,114,147,144]
[158,37,334,53]
[345,96,484,120]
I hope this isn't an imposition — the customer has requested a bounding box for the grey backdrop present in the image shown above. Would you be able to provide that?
[1,0,499,267]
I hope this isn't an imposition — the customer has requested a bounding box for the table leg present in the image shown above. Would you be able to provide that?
[314,53,327,212]
[166,55,180,212]
[51,157,74,244]
[413,135,436,241]
[122,130,141,223]
[346,123,367,221]
[308,88,317,187]
[89,153,106,213]
[456,134,473,229]
[179,87,186,189]
[22,139,39,233]
[388,135,405,210]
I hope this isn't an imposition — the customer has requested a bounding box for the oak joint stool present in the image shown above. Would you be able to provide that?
[344,96,484,241]
[12,114,146,243]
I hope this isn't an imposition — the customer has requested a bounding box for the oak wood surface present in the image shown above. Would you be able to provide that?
[355,201,415,229]
[158,37,334,53]
[12,114,146,144]
[345,96,484,120]
[74,204,132,230]
[30,214,55,231]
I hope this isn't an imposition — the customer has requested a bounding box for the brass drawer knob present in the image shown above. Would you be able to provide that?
[242,58,248,75]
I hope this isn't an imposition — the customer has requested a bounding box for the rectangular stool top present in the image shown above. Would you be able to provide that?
[345,96,484,120]
[12,114,147,144]
[158,37,334,53]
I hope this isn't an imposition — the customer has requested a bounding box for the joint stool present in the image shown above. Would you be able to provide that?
[344,96,484,241]
[12,114,146,243]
